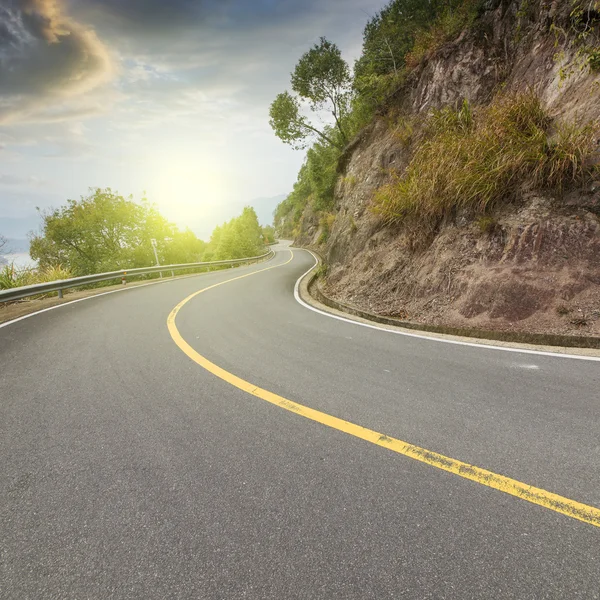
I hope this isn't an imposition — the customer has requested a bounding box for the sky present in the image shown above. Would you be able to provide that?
[0,0,388,242]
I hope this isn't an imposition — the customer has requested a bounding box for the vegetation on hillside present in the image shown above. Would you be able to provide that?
[271,0,484,238]
[271,0,600,245]
[373,93,599,226]
[553,0,600,78]
[269,37,351,150]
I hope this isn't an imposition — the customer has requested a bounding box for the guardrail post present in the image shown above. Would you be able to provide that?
[122,272,127,285]
[58,289,63,299]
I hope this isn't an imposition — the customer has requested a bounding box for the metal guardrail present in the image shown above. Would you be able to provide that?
[0,249,274,304]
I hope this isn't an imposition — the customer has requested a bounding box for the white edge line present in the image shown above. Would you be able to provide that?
[293,248,600,363]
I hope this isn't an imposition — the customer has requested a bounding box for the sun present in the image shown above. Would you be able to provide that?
[148,159,227,225]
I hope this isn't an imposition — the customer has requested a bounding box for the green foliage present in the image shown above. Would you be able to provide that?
[373,93,600,225]
[342,174,357,188]
[318,213,336,245]
[0,264,30,289]
[203,207,265,261]
[269,92,323,150]
[270,38,351,149]
[0,263,72,295]
[273,138,342,238]
[353,0,481,122]
[162,229,207,265]
[291,38,350,115]
[272,0,485,242]
[405,0,481,69]
[476,216,497,234]
[262,225,276,244]
[306,140,342,212]
[315,263,329,279]
[354,0,435,81]
[392,113,418,147]
[29,188,205,276]
[349,215,358,233]
[552,0,600,79]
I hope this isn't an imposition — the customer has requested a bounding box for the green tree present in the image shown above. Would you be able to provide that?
[270,38,352,150]
[29,188,204,275]
[163,229,207,265]
[262,225,276,244]
[204,207,265,261]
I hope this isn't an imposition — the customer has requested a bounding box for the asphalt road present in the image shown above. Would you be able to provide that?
[1,242,599,599]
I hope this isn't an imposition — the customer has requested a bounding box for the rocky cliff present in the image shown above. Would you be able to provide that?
[297,0,600,337]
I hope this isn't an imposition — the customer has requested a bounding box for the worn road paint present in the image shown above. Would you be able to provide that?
[167,248,600,529]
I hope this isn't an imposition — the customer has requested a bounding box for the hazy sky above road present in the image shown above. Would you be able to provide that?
[0,0,387,240]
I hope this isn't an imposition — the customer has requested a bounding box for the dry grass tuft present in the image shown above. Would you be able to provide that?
[372,92,599,226]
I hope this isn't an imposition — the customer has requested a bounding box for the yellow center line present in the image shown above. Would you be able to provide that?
[167,249,600,529]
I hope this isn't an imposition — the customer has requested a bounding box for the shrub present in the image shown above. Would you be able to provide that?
[318,213,337,244]
[372,93,600,225]
[315,263,329,279]
[477,216,497,234]
[0,264,32,289]
[405,0,481,69]
[393,115,417,148]
[349,215,358,233]
[0,263,73,297]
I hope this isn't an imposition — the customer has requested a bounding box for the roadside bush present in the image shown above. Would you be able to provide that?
[0,263,73,297]
[0,264,32,289]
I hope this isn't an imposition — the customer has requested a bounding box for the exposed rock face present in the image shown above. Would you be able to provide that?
[300,0,600,336]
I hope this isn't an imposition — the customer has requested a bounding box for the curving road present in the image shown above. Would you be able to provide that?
[1,241,599,599]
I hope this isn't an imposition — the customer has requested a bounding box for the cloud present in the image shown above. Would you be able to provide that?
[0,0,114,123]
[0,0,389,231]
[0,173,45,185]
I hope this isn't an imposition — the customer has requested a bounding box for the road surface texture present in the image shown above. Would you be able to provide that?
[1,242,599,599]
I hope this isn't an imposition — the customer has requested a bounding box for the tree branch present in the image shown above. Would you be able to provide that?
[301,121,342,148]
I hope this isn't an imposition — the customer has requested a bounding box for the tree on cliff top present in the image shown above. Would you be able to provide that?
[269,37,351,150]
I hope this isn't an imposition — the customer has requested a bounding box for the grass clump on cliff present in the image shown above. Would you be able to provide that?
[372,92,599,224]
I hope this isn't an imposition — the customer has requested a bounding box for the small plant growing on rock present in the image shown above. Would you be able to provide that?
[315,263,328,279]
[342,174,357,188]
[477,216,497,234]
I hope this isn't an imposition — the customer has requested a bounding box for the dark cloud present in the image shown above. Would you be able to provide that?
[0,0,113,122]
